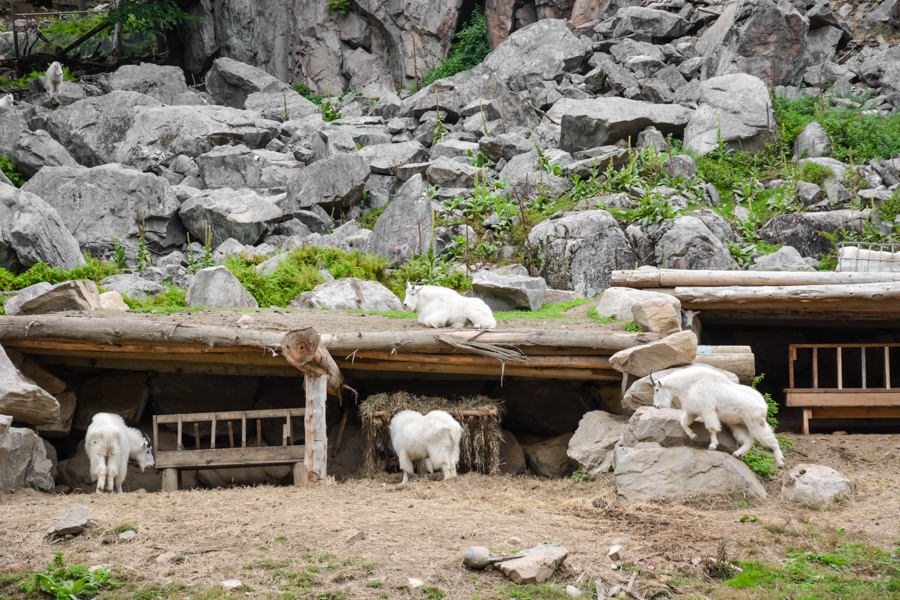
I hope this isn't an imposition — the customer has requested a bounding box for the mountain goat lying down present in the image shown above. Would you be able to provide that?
[44,61,64,96]
[403,282,497,329]
[651,366,784,468]
[389,409,463,483]
[85,412,155,493]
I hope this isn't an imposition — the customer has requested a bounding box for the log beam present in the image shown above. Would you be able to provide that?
[611,267,900,288]
[672,282,900,309]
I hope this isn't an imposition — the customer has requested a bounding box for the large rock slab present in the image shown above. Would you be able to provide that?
[614,6,691,40]
[653,216,740,270]
[179,188,282,247]
[684,74,775,155]
[0,183,85,272]
[117,105,279,169]
[11,129,79,177]
[100,274,167,301]
[99,62,202,105]
[566,411,626,476]
[609,331,698,377]
[283,153,370,213]
[43,90,162,166]
[0,344,60,425]
[759,210,869,257]
[186,266,259,309]
[781,463,854,506]
[4,280,100,317]
[472,269,547,311]
[0,414,11,435]
[0,105,29,156]
[750,246,814,271]
[244,90,319,122]
[620,406,738,454]
[0,426,55,490]
[522,433,575,478]
[370,174,432,263]
[196,145,301,189]
[358,140,428,175]
[614,445,766,503]
[632,299,681,335]
[49,505,92,537]
[548,97,691,153]
[594,287,682,321]
[205,57,292,108]
[289,278,403,311]
[496,544,568,584]
[23,164,184,259]
[527,210,636,298]
[300,220,373,254]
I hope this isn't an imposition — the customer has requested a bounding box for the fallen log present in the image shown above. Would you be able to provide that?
[672,282,900,310]
[611,267,900,288]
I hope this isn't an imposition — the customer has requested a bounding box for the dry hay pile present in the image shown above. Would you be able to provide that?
[360,391,503,476]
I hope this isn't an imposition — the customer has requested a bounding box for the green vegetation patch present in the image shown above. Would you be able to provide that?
[18,552,121,599]
[0,154,26,187]
[420,8,490,87]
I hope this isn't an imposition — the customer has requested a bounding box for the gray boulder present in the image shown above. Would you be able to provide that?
[11,130,79,177]
[43,90,161,166]
[0,343,60,425]
[684,74,775,155]
[654,216,740,270]
[759,210,869,257]
[196,145,301,189]
[4,280,100,317]
[857,46,900,106]
[662,155,697,179]
[620,406,739,454]
[609,330,698,377]
[614,6,691,40]
[179,188,282,247]
[750,246,814,271]
[478,133,533,162]
[289,277,402,311]
[358,140,428,175]
[99,274,167,301]
[498,151,571,201]
[0,184,85,271]
[426,156,479,188]
[521,433,576,478]
[496,544,568,585]
[23,164,184,259]
[781,463,854,506]
[99,62,203,105]
[548,97,691,153]
[0,427,54,490]
[186,266,259,309]
[792,121,831,160]
[696,0,808,86]
[244,90,318,122]
[48,505,92,537]
[370,174,432,263]
[593,287,681,321]
[614,444,766,502]
[301,220,373,254]
[0,105,29,156]
[117,105,279,169]
[632,299,681,335]
[205,57,292,108]
[283,153,370,212]
[472,269,547,311]
[566,411,626,476]
[527,210,636,297]
[482,19,590,93]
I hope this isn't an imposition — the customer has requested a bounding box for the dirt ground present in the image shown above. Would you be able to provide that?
[1,433,898,599]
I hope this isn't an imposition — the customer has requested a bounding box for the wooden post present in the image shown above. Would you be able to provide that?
[304,373,328,485]
[837,347,843,389]
[802,409,811,435]
[162,468,178,492]
[886,346,891,390]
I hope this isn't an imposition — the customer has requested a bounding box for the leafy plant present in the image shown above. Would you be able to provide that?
[0,65,75,89]
[106,0,194,34]
[292,83,328,105]
[135,216,152,272]
[726,241,757,268]
[320,98,341,122]
[0,258,120,292]
[799,161,833,186]
[431,91,447,146]
[19,552,119,599]
[741,373,796,478]
[0,154,25,187]
[112,236,128,270]
[633,191,681,226]
[570,468,589,482]
[420,8,490,87]
[326,0,352,16]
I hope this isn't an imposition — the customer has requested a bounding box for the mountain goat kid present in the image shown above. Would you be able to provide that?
[403,282,497,329]
[44,61,64,97]
[389,409,463,483]
[651,367,784,468]
[85,412,155,493]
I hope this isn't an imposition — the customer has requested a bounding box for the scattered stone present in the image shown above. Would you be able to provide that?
[565,584,582,598]
[0,426,55,490]
[472,269,547,311]
[793,121,831,159]
[98,291,130,311]
[118,529,138,541]
[370,174,432,262]
[632,299,681,335]
[407,577,424,588]
[781,464,854,506]
[463,546,492,569]
[684,74,775,155]
[749,246,814,271]
[508,536,523,546]
[566,411,626,476]
[49,505,91,537]
[289,278,402,311]
[620,406,739,454]
[594,287,682,321]
[220,579,243,592]
[156,551,178,564]
[496,543,568,584]
[185,266,259,309]
[346,530,366,543]
[100,274,167,302]
[0,343,60,425]
[609,331,698,377]
[607,545,623,561]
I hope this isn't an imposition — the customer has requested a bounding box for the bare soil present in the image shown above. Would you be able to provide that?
[1,433,898,599]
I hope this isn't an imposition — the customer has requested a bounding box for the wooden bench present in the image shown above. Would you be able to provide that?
[152,408,306,491]
[785,343,900,434]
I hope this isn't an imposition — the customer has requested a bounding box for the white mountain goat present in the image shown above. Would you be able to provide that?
[651,368,784,468]
[403,282,497,329]
[44,61,64,96]
[389,409,463,483]
[85,412,155,493]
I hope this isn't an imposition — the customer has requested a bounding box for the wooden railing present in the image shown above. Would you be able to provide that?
[152,408,306,491]
[786,343,900,434]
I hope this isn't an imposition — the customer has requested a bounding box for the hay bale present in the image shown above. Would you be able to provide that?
[360,392,504,476]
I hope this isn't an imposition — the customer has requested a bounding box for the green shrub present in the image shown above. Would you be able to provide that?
[799,161,833,186]
[292,82,328,105]
[0,65,74,89]
[878,189,900,225]
[19,552,120,599]
[326,0,352,16]
[0,258,120,292]
[420,9,490,87]
[0,155,25,187]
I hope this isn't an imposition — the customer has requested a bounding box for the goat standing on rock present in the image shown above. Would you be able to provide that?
[44,61,64,97]
[403,282,497,329]
[389,409,462,483]
[85,412,155,493]
[651,367,784,468]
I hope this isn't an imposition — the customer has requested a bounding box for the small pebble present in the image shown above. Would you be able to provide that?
[408,577,424,588]
[565,584,582,597]
[463,546,492,569]
[221,579,242,591]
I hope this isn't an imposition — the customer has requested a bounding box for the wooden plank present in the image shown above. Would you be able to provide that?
[813,347,818,389]
[336,358,622,381]
[785,390,900,407]
[803,409,810,436]
[673,282,900,308]
[241,416,246,448]
[155,409,305,423]
[304,373,328,486]
[292,461,307,487]
[176,415,183,451]
[210,415,216,449]
[612,268,900,288]
[155,445,306,469]
[31,353,300,377]
[810,407,900,419]
[347,351,614,370]
[789,346,796,390]
[790,343,900,349]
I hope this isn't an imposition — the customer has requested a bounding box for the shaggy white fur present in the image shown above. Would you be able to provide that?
[85,412,155,493]
[389,409,462,484]
[402,282,497,329]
